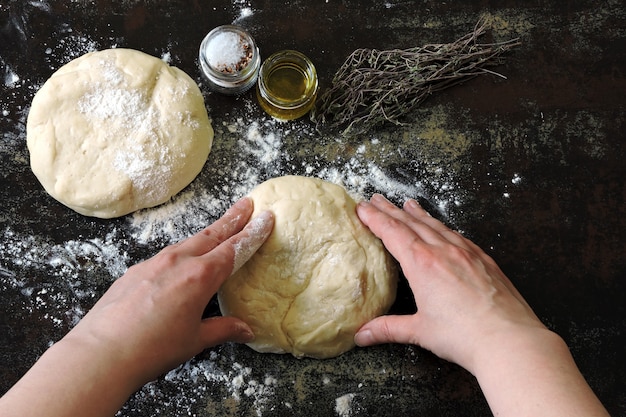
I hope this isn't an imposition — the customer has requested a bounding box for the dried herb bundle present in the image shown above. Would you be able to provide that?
[311,19,521,135]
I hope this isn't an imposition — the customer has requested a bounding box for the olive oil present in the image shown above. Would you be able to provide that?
[256,50,318,120]
[267,64,308,101]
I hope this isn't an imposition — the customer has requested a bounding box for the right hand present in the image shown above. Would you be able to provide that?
[354,194,547,374]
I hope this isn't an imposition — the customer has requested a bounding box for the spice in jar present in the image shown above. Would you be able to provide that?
[199,25,260,95]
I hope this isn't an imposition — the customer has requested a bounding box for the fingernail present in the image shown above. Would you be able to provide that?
[372,194,395,206]
[405,199,420,209]
[234,196,252,209]
[354,329,374,347]
[235,324,255,343]
[241,329,255,343]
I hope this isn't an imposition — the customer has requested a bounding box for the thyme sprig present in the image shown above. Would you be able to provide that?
[311,19,521,135]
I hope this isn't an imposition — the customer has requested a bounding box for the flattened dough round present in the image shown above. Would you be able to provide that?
[219,176,398,359]
[27,48,213,218]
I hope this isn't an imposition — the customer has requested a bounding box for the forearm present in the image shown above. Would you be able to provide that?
[0,333,142,417]
[474,328,609,417]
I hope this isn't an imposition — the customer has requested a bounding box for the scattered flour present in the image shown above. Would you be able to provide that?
[126,103,464,248]
[161,50,172,64]
[235,7,254,22]
[335,393,357,417]
[0,226,129,327]
[0,4,473,416]
[1,64,463,417]
[4,68,20,87]
[47,31,100,64]
[125,353,279,417]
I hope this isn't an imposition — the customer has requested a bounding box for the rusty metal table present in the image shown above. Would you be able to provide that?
[1,1,624,416]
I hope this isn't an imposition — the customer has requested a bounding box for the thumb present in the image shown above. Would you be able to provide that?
[354,314,420,347]
[199,316,255,348]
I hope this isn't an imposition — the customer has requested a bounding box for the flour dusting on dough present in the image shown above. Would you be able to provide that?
[232,211,274,274]
[27,48,213,218]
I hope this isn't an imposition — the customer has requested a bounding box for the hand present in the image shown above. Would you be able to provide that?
[69,196,274,383]
[353,194,545,373]
[354,194,610,417]
[0,197,274,417]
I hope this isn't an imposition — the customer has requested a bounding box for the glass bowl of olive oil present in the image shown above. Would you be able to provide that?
[256,50,318,120]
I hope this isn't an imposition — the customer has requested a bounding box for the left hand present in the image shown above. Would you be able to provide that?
[67,196,274,384]
[0,197,274,417]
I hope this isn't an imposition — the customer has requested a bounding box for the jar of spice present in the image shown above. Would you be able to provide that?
[256,50,318,120]
[198,25,260,95]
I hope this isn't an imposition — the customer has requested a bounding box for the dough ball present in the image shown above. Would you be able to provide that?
[218,176,398,359]
[26,48,213,218]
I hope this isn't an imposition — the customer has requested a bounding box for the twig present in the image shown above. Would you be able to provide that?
[310,19,521,135]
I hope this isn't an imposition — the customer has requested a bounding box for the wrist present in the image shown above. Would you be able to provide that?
[469,327,609,417]
[58,331,145,407]
[0,331,143,417]
[62,324,150,391]
[470,324,562,376]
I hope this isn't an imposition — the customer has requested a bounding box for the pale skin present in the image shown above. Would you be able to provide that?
[0,197,274,417]
[354,194,609,417]
[0,194,610,417]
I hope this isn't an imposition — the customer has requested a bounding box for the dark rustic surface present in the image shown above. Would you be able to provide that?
[1,1,625,416]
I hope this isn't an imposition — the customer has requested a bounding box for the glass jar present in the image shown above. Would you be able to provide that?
[198,25,260,95]
[256,50,318,120]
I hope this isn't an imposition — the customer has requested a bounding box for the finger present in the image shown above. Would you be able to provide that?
[358,195,464,262]
[402,199,475,250]
[354,314,421,347]
[174,197,254,257]
[200,210,275,282]
[199,316,255,348]
[403,198,531,306]
[402,200,511,272]
[356,199,428,267]
[369,194,474,252]
[369,194,420,225]
[368,195,442,243]
[230,210,275,274]
[402,199,443,230]
[369,194,467,250]
[400,200,532,309]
